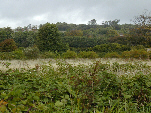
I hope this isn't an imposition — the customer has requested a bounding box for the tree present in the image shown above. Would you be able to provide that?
[109,19,121,30]
[65,30,83,36]
[128,11,151,47]
[102,19,120,30]
[4,27,13,39]
[0,28,7,42]
[11,30,37,48]
[56,22,70,31]
[26,31,37,47]
[107,28,119,37]
[88,19,97,25]
[39,24,43,29]
[11,31,28,47]
[0,39,17,52]
[132,10,151,26]
[0,27,13,42]
[36,22,68,52]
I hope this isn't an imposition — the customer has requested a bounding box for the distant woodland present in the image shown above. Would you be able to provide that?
[0,12,151,59]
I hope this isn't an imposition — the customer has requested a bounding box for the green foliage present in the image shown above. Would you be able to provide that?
[40,51,56,59]
[0,51,24,60]
[102,19,121,30]
[108,36,129,45]
[0,27,13,42]
[128,11,151,47]
[122,49,149,59]
[148,51,151,59]
[26,31,37,47]
[12,48,25,59]
[97,52,106,58]
[24,45,40,59]
[62,50,77,59]
[104,52,120,58]
[65,29,83,36]
[131,45,146,50]
[12,31,37,48]
[61,36,104,49]
[0,60,151,112]
[0,39,17,52]
[130,49,149,59]
[0,52,13,60]
[121,51,131,58]
[93,43,130,53]
[107,29,119,37]
[97,27,109,35]
[36,22,64,52]
[78,51,98,58]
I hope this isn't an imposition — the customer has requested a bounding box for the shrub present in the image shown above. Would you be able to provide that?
[121,51,131,58]
[40,51,56,59]
[138,49,149,59]
[93,43,130,53]
[104,52,120,58]
[122,49,149,59]
[12,48,25,59]
[148,51,151,59]
[78,51,98,58]
[0,39,17,52]
[130,49,148,59]
[24,45,40,59]
[97,52,106,58]
[0,52,13,60]
[62,50,77,59]
[131,45,145,50]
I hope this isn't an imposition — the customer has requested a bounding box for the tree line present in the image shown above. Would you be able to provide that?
[0,12,151,54]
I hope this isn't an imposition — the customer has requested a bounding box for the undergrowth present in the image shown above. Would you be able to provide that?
[0,60,151,112]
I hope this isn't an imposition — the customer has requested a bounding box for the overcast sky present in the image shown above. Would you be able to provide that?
[0,0,151,29]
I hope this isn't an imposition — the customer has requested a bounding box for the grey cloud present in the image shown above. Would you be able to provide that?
[0,0,151,28]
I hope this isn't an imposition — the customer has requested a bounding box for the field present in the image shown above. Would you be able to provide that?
[0,58,151,112]
[1,58,151,72]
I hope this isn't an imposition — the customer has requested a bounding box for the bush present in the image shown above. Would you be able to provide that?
[78,51,98,58]
[40,51,56,59]
[12,48,25,59]
[122,49,149,59]
[148,51,151,59]
[131,45,145,50]
[62,50,77,59]
[0,52,14,60]
[138,49,149,59]
[93,43,130,53]
[121,51,131,58]
[104,52,120,58]
[130,50,140,58]
[97,52,106,58]
[0,39,17,52]
[24,45,40,59]
[130,49,148,59]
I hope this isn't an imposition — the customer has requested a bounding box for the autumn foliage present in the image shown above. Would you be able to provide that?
[0,39,17,52]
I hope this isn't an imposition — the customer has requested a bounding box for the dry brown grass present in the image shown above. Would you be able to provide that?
[0,58,151,72]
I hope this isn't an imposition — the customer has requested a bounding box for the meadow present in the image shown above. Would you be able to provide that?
[0,58,151,112]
